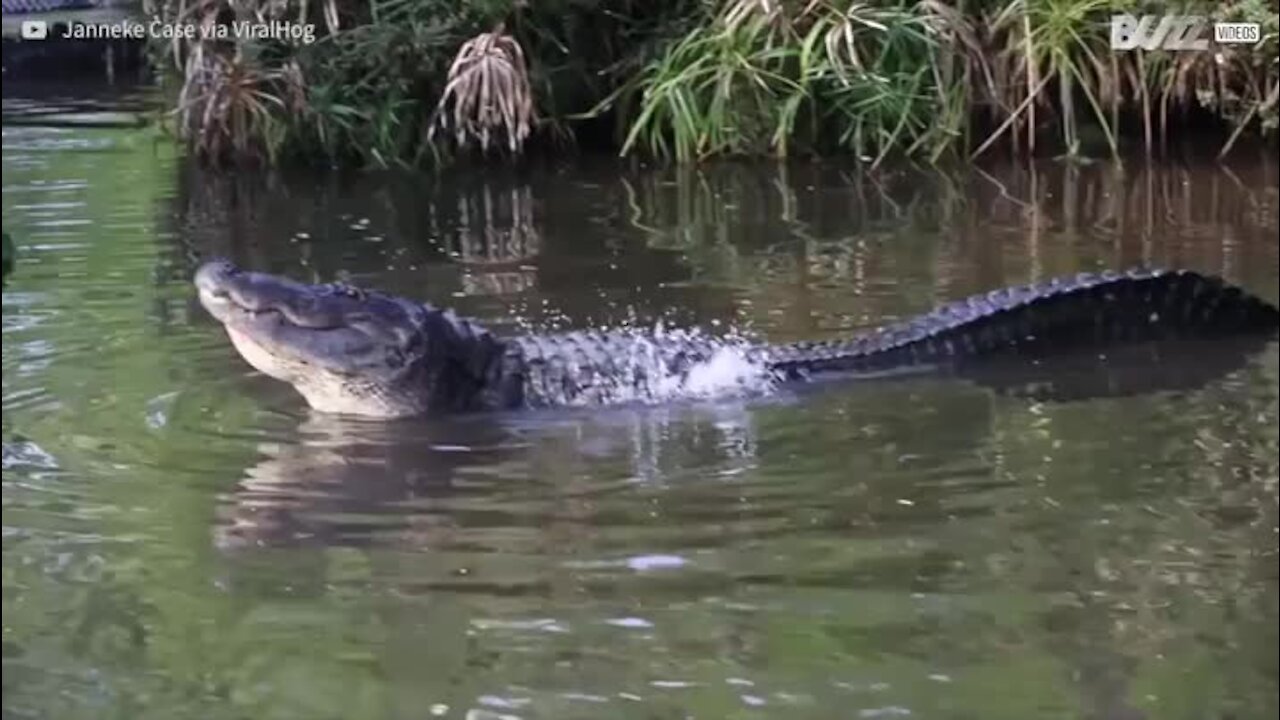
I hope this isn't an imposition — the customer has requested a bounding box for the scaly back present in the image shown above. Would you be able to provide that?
[767,269,1279,379]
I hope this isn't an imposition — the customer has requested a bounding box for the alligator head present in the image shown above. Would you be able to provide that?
[195,260,502,417]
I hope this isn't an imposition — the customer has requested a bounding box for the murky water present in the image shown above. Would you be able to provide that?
[3,88,1278,720]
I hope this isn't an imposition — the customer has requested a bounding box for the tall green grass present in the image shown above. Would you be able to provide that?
[600,1,955,166]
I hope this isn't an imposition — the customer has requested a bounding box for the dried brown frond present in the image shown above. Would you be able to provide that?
[428,29,536,154]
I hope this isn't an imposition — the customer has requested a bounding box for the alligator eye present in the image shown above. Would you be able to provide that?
[400,328,425,354]
[327,282,367,301]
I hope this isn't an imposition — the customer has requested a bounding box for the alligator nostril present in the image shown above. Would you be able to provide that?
[194,260,248,303]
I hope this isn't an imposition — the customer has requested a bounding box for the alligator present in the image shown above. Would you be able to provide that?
[194,260,1279,418]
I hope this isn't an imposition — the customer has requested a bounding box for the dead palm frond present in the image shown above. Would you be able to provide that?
[429,27,536,154]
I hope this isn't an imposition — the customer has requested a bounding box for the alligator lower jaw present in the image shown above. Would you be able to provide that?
[223,324,305,382]
[200,290,299,375]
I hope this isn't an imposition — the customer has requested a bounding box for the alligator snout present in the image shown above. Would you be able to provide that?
[195,258,378,331]
[195,259,240,297]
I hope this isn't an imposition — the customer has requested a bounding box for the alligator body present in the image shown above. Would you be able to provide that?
[194,261,1279,418]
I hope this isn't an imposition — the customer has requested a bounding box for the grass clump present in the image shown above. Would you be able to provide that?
[602,1,954,166]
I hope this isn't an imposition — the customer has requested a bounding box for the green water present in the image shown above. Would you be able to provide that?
[3,90,1278,720]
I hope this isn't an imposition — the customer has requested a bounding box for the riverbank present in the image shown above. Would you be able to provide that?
[9,0,1280,168]
[147,0,1278,168]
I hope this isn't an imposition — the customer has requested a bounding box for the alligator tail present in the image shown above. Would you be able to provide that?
[767,269,1279,379]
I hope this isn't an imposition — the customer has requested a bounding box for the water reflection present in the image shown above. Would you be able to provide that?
[172,157,1278,345]
[619,160,1278,337]
[192,360,1277,719]
[212,332,1274,567]
[214,403,761,553]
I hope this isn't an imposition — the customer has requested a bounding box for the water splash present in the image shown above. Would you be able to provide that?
[606,324,775,405]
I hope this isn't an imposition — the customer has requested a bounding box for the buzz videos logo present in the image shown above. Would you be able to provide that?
[1110,14,1262,50]
[20,19,49,40]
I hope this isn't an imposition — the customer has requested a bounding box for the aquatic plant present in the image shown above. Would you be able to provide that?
[428,25,536,154]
